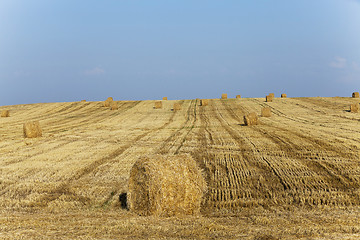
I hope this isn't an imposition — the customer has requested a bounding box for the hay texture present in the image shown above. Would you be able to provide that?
[173,103,181,111]
[236,95,241,99]
[162,97,168,100]
[81,100,86,102]
[350,104,359,113]
[244,112,259,126]
[261,107,271,117]
[281,94,287,98]
[200,99,208,106]
[221,94,228,100]
[127,154,207,217]
[269,93,275,98]
[352,92,360,98]
[104,97,113,107]
[266,95,273,102]
[110,101,118,110]
[23,121,42,138]
[154,101,162,109]
[1,110,10,117]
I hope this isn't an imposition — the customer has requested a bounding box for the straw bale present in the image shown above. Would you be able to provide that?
[1,110,10,117]
[352,92,359,98]
[261,107,271,117]
[173,103,181,111]
[200,99,208,106]
[154,101,162,109]
[269,93,275,98]
[81,100,86,102]
[128,154,207,217]
[236,95,241,99]
[221,93,227,99]
[162,97,168,100]
[350,104,359,113]
[244,112,259,126]
[281,94,287,98]
[110,101,118,110]
[23,121,42,138]
[266,95,273,102]
[104,97,114,107]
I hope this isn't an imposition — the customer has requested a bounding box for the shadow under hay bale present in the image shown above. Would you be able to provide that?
[1,110,10,117]
[154,101,162,109]
[200,99,208,106]
[221,93,227,99]
[350,104,359,113]
[119,192,128,209]
[244,112,259,126]
[352,92,359,98]
[127,154,207,217]
[23,121,42,138]
[104,97,113,107]
[261,107,271,117]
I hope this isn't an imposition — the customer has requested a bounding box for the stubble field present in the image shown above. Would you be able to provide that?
[1,96,360,239]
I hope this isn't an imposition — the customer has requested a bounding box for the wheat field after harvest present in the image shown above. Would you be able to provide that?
[0,95,360,239]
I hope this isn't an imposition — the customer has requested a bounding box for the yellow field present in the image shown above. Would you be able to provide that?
[1,97,360,239]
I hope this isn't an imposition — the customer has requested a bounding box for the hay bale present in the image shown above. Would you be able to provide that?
[200,99,208,106]
[110,101,118,110]
[350,104,359,113]
[281,94,287,98]
[154,101,162,109]
[81,100,86,102]
[236,95,241,99]
[173,103,181,111]
[104,97,113,107]
[162,97,168,100]
[266,95,273,102]
[221,93,227,99]
[352,92,359,98]
[261,107,271,117]
[23,121,42,138]
[1,110,10,117]
[269,93,275,98]
[127,154,207,217]
[244,112,259,126]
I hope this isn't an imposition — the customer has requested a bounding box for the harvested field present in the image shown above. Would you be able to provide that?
[1,97,360,239]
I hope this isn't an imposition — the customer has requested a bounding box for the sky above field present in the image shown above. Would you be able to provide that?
[1,0,360,105]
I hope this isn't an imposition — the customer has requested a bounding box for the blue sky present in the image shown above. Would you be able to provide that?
[1,0,359,105]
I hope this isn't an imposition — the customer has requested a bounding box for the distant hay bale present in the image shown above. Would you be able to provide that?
[162,97,168,100]
[173,103,181,111]
[261,107,271,117]
[1,110,10,117]
[350,104,359,113]
[281,94,287,98]
[104,97,114,107]
[81,100,86,102]
[352,92,359,98]
[23,121,42,138]
[221,93,227,99]
[266,95,273,102]
[154,101,162,109]
[244,112,259,126]
[110,101,118,110]
[269,93,275,98]
[236,95,241,99]
[127,154,207,217]
[200,99,208,106]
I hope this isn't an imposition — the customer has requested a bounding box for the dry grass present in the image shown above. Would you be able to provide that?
[261,107,271,117]
[154,101,162,109]
[23,121,42,138]
[1,110,10,117]
[352,92,359,98]
[221,93,228,99]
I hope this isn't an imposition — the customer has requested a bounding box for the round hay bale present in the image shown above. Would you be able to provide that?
[236,95,241,99]
[173,103,181,111]
[244,112,259,126]
[1,110,10,117]
[23,121,42,138]
[281,94,287,98]
[127,154,207,217]
[261,107,271,117]
[162,97,168,100]
[154,101,162,109]
[104,97,114,107]
[352,92,359,98]
[266,95,273,102]
[350,104,359,113]
[200,99,208,106]
[110,101,118,110]
[221,93,228,100]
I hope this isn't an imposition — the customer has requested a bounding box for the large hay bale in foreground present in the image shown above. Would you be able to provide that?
[128,154,207,217]
[352,92,360,98]
[162,97,168,100]
[221,93,227,99]
[350,104,359,113]
[261,107,271,117]
[236,95,241,99]
[1,110,10,117]
[281,94,287,98]
[104,97,113,107]
[266,95,273,102]
[23,121,42,138]
[200,99,208,106]
[244,112,259,126]
[173,103,181,111]
[154,101,162,109]
[110,101,118,110]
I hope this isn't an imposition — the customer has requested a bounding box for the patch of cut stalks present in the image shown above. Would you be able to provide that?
[281,93,287,98]
[261,107,271,117]
[244,112,259,126]
[104,97,113,107]
[221,93,227,100]
[352,92,359,98]
[127,154,207,217]
[236,95,241,99]
[350,104,359,113]
[162,97,168,100]
[110,101,118,110]
[266,95,273,102]
[173,103,181,111]
[154,101,162,109]
[23,121,42,138]
[200,99,209,106]
[1,110,10,117]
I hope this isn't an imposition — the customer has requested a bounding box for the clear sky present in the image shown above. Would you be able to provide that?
[1,0,359,105]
